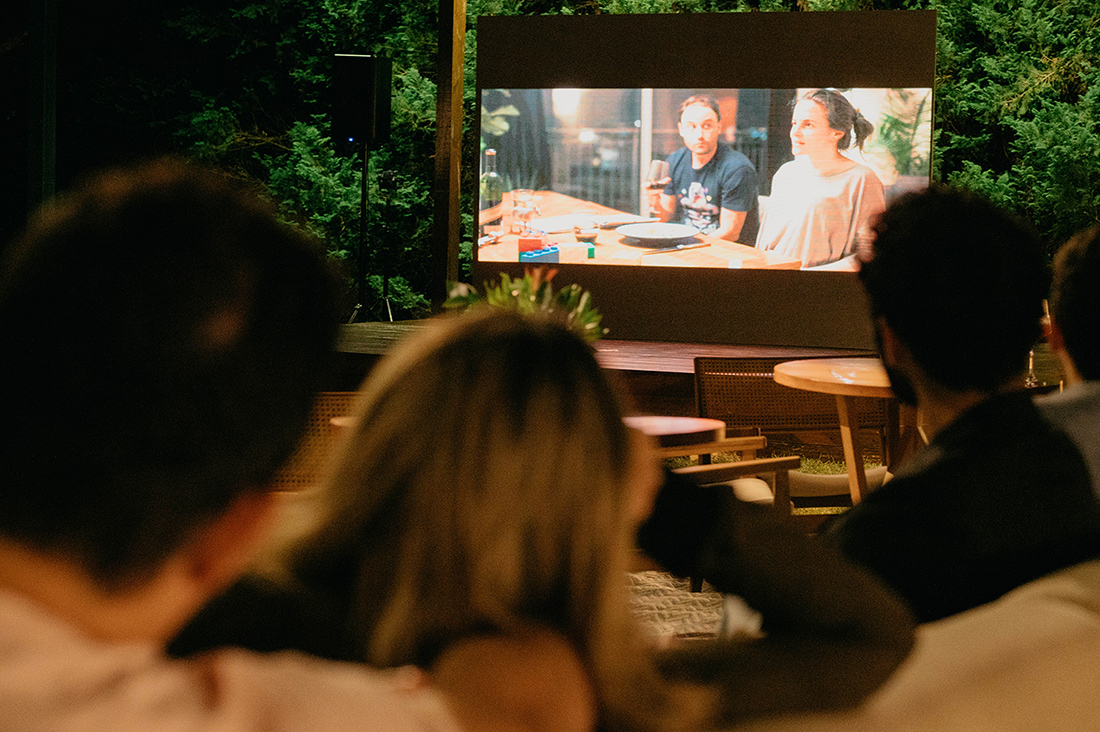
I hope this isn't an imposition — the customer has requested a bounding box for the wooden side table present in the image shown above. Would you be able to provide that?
[773,358,897,504]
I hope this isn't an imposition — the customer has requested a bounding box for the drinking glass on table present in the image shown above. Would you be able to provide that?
[643,159,670,218]
[510,189,540,234]
[572,210,601,245]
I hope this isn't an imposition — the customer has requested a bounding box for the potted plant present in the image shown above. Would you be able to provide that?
[443,266,607,343]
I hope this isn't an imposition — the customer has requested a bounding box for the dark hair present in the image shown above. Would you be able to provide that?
[803,89,873,151]
[858,184,1046,392]
[1051,225,1100,380]
[0,158,342,590]
[679,94,721,122]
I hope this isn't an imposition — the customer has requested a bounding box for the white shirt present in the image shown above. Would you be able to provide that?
[0,588,462,732]
[756,159,885,268]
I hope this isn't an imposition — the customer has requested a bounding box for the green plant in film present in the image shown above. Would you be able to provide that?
[443,266,608,342]
[874,88,932,177]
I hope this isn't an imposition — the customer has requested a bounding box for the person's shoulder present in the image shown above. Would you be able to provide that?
[1037,381,1100,416]
[429,626,596,732]
[926,391,1093,500]
[715,143,755,169]
[844,162,884,186]
[205,649,465,731]
[772,159,799,179]
[822,464,943,549]
[666,147,690,167]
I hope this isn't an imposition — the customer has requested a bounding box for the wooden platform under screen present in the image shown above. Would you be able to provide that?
[332,322,874,416]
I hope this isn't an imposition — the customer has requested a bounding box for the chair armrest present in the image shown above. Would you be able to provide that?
[674,455,801,516]
[654,435,767,460]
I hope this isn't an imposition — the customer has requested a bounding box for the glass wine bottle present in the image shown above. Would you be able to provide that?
[479,148,504,238]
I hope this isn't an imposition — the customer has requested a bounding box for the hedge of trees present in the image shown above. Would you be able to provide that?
[8,0,1100,319]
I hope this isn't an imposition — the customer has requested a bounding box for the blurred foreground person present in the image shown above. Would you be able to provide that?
[0,159,470,731]
[217,308,914,731]
[1038,223,1100,492]
[824,185,1100,622]
[733,224,1100,731]
[261,309,705,732]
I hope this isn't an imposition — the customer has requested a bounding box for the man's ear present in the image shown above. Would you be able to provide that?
[1047,317,1065,353]
[876,317,907,367]
[183,490,281,594]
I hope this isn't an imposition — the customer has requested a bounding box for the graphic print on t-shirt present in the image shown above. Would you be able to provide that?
[679,181,719,233]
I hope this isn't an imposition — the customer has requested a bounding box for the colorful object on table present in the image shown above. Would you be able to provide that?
[519,246,559,264]
[518,229,550,253]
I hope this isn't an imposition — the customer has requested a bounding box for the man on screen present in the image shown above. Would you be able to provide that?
[644,94,759,244]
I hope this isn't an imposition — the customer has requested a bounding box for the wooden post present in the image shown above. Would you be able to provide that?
[431,0,466,308]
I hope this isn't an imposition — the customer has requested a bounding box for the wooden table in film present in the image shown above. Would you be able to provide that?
[478,191,801,269]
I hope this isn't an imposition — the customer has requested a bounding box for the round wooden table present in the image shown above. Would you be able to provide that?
[623,415,726,447]
[773,358,895,504]
[337,414,727,448]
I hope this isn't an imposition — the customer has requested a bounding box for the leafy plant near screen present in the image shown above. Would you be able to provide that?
[443,266,608,342]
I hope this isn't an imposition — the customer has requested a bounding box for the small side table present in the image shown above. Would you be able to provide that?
[773,358,897,504]
[623,415,726,447]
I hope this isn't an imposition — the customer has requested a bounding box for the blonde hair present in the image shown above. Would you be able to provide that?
[286,308,710,732]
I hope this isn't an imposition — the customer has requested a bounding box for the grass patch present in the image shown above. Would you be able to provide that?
[666,451,880,474]
[796,456,881,475]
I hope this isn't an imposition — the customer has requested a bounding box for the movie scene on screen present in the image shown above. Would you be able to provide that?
[477,86,932,271]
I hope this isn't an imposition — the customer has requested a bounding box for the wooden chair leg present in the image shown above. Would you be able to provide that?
[773,467,791,517]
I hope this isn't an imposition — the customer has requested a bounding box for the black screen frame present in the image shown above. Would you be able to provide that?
[473,10,937,348]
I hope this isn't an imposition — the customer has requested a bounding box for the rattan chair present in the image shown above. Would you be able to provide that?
[674,455,802,513]
[269,391,358,491]
[654,434,766,462]
[656,430,801,517]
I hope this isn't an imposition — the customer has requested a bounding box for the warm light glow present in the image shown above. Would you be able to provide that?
[552,88,582,118]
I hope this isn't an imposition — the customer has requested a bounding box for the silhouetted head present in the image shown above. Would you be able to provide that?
[859,184,1046,394]
[0,157,341,590]
[1050,224,1100,381]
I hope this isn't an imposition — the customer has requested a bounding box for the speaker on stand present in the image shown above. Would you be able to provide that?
[332,53,392,323]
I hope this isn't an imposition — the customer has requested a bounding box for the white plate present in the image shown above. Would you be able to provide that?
[616,222,700,242]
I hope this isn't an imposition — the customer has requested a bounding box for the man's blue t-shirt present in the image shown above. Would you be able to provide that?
[663,142,759,243]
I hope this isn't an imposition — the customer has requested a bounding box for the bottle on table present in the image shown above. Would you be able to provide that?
[479,148,504,238]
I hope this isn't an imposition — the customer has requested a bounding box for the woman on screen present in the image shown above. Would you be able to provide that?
[755,89,886,269]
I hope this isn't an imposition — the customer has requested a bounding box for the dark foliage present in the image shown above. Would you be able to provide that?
[5,0,1099,311]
